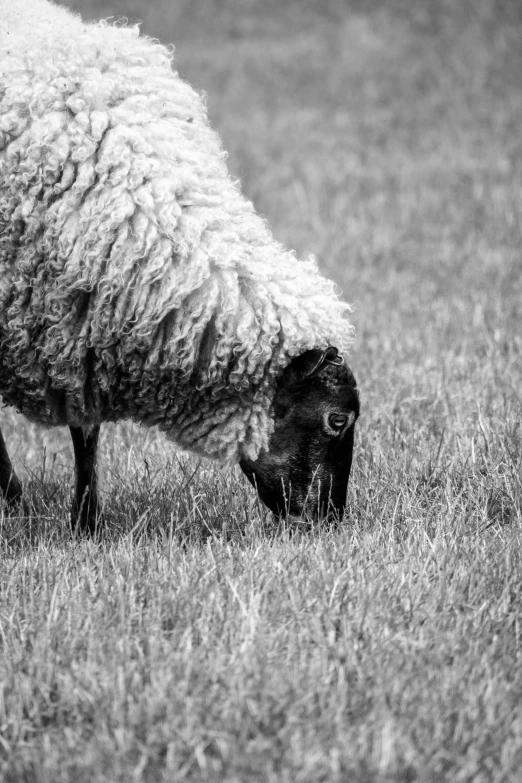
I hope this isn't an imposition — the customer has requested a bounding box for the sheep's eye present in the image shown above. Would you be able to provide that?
[328,413,348,431]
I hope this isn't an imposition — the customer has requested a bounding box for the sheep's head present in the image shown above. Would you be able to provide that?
[240,347,359,521]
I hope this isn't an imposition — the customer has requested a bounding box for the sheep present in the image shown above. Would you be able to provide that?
[0,0,360,534]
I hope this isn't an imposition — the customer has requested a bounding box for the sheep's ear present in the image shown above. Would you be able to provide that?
[289,347,342,383]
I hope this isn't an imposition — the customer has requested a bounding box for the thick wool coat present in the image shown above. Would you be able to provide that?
[0,0,353,461]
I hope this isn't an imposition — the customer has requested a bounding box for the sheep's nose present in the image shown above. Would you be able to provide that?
[306,494,345,523]
[325,503,346,523]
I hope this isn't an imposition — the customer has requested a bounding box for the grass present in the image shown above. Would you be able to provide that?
[1,0,522,780]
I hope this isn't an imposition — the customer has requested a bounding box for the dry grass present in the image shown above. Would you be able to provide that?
[1,0,521,780]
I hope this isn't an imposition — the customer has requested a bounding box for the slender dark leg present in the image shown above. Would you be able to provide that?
[0,427,23,508]
[70,425,101,535]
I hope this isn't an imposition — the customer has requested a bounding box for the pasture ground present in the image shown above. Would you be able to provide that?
[1,0,521,780]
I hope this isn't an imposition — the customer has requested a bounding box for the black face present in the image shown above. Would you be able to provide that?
[240,347,360,521]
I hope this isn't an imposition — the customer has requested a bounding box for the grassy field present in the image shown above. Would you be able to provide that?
[1,0,522,780]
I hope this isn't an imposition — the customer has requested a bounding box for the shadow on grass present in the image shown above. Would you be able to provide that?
[0,458,360,554]
[0,458,306,552]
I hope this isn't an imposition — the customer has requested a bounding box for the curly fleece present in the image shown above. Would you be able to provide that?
[0,0,354,462]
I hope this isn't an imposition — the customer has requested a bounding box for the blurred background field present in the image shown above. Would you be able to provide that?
[1,1,522,780]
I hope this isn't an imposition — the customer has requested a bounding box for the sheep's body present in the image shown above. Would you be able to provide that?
[0,0,353,463]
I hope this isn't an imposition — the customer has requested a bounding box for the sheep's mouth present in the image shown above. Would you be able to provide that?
[239,461,292,517]
[240,460,347,521]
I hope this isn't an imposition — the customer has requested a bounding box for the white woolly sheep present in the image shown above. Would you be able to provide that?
[0,0,360,534]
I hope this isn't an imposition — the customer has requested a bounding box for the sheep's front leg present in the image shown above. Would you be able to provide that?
[70,425,101,535]
[0,428,23,508]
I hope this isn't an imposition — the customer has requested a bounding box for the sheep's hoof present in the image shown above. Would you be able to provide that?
[70,513,102,538]
[1,475,24,512]
[70,499,101,538]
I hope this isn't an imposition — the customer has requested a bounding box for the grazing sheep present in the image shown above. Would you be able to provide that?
[0,0,360,534]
